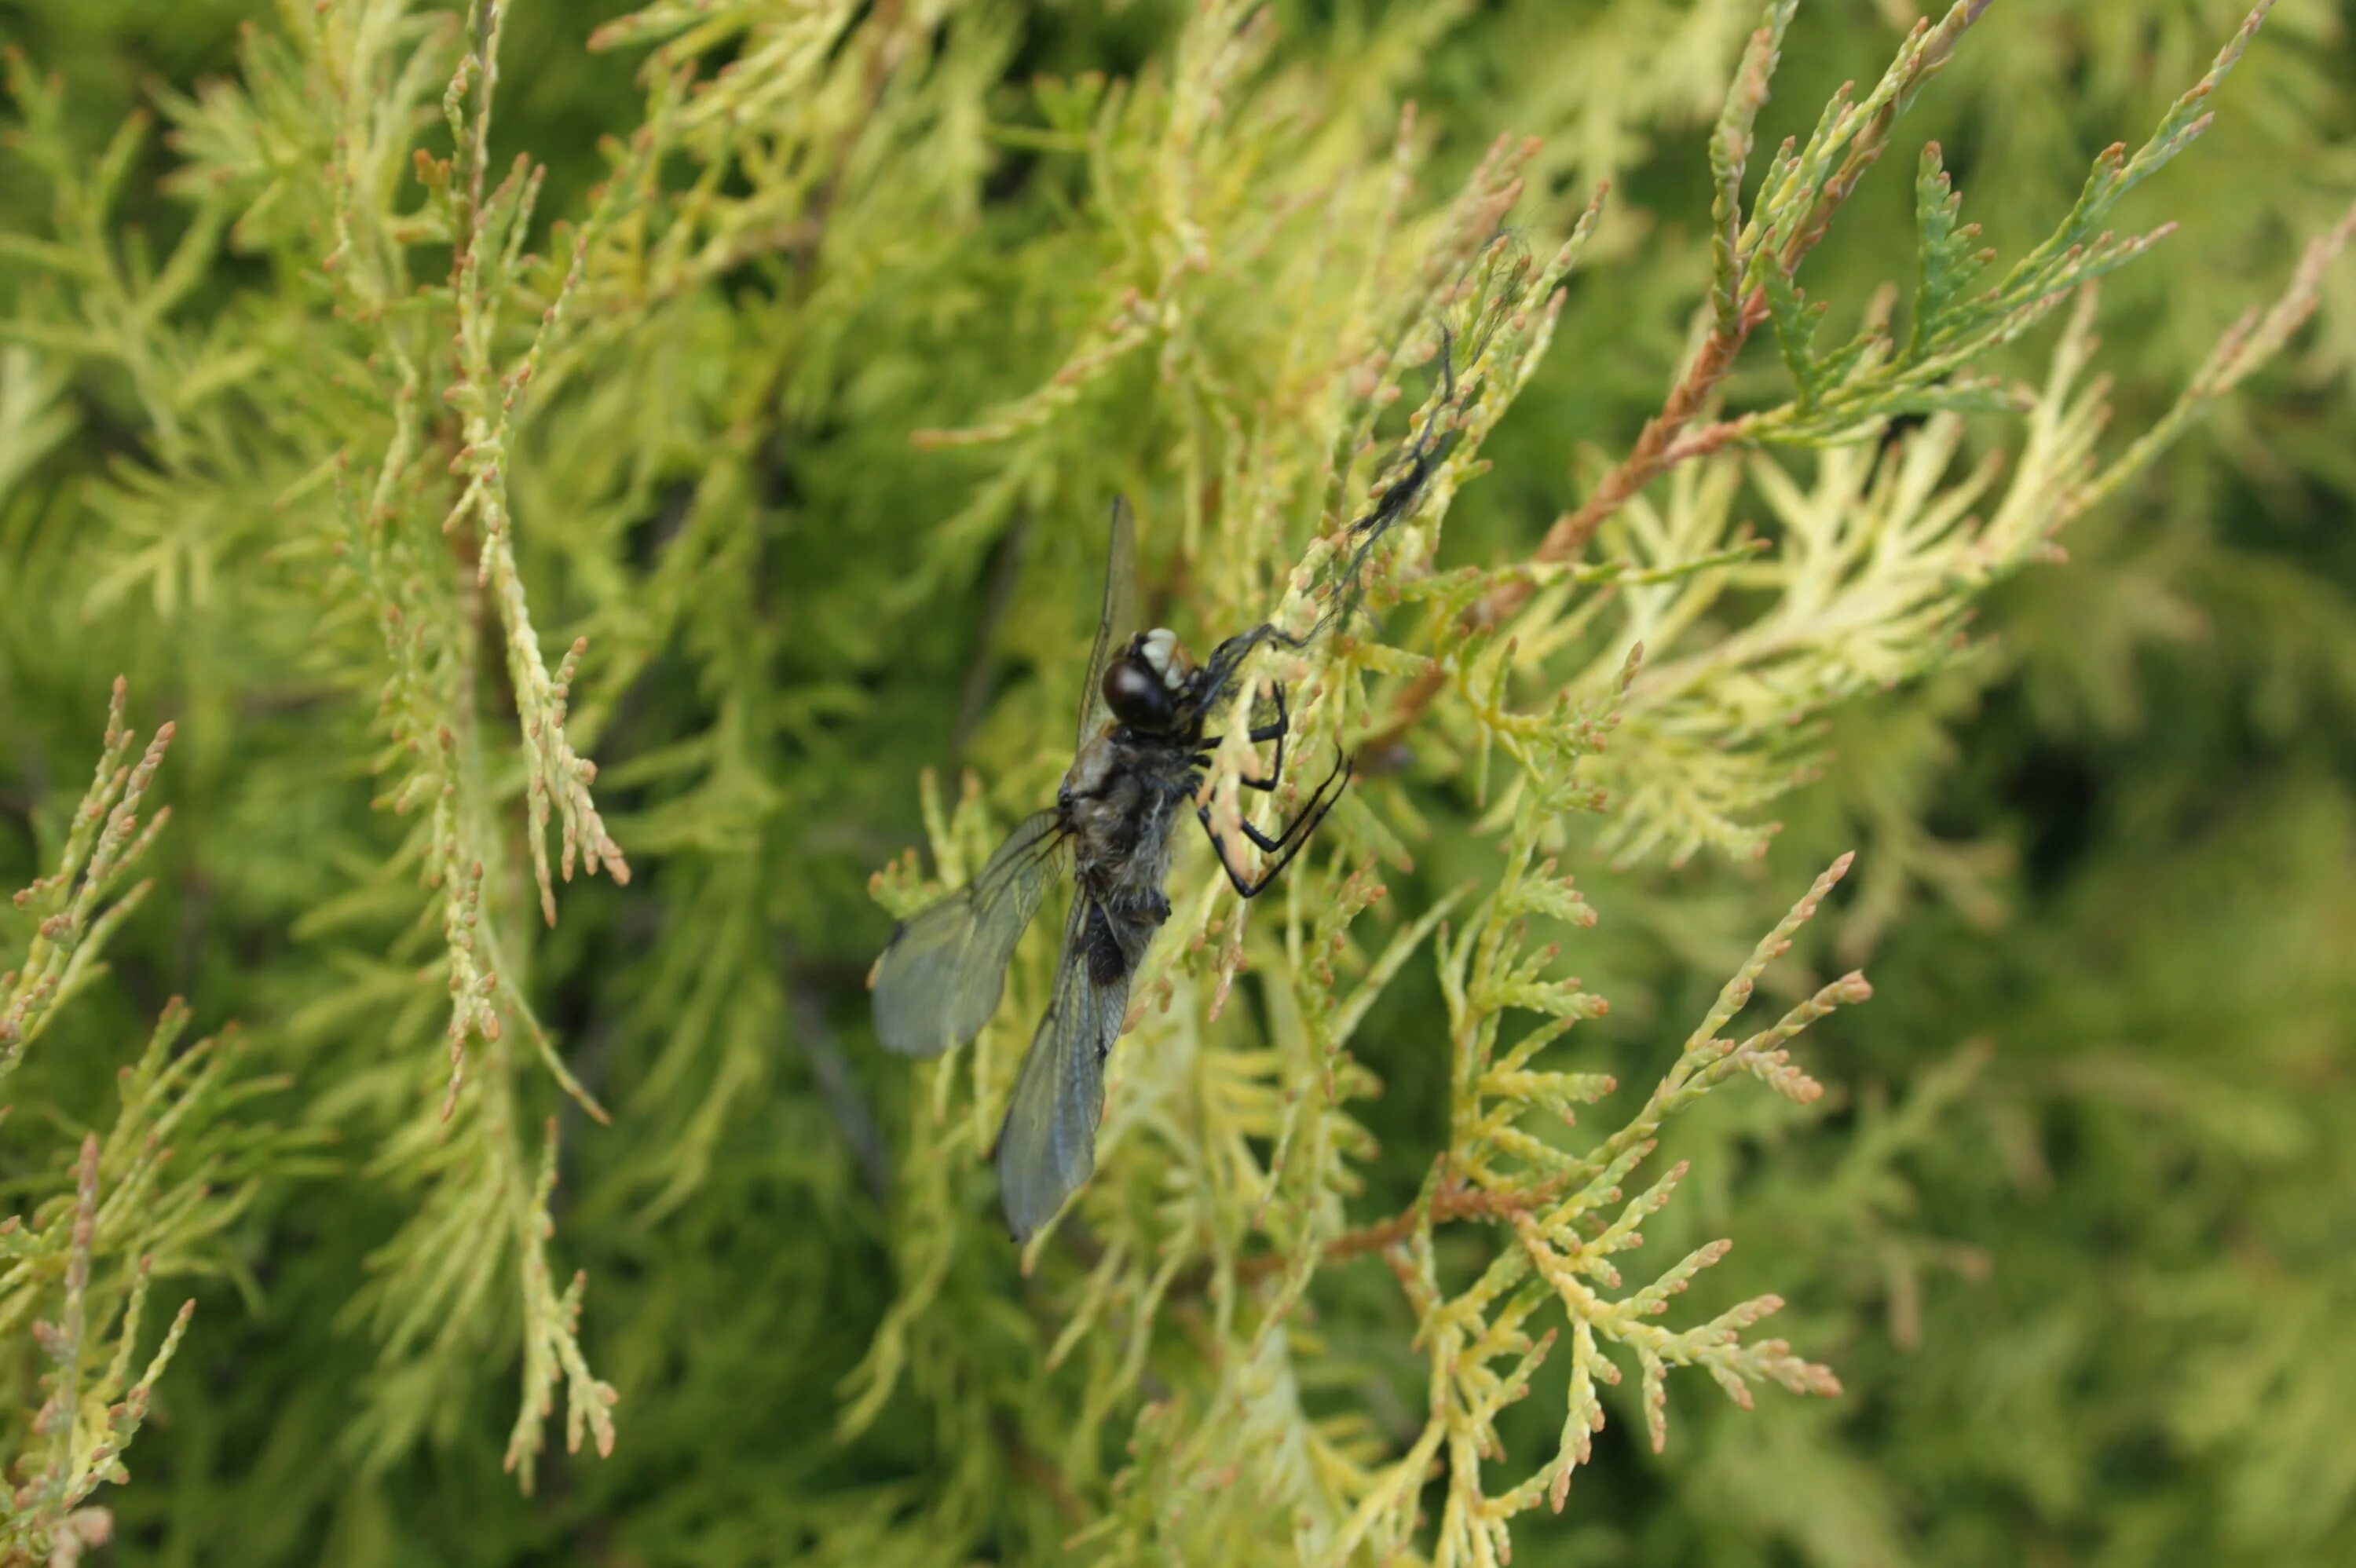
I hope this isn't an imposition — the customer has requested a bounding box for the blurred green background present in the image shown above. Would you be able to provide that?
[2,1,2352,1563]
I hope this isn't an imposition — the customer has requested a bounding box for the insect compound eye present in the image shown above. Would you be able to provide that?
[1103,656,1176,731]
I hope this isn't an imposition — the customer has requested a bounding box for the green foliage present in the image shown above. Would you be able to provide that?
[1,1,2352,1564]
[0,683,294,1564]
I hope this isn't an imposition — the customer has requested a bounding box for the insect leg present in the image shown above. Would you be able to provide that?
[1195,753,1353,899]
[1410,323,1458,469]
[1198,807,1264,899]
[1232,817,1282,853]
[1194,685,1291,795]
[1230,760,1352,897]
[1248,749,1348,853]
[1364,323,1458,497]
[1250,682,1290,743]
[1241,682,1287,794]
[1233,764,1337,853]
[1223,707,1326,852]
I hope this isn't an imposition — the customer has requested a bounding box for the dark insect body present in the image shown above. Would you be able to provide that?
[871,499,1350,1241]
[873,319,1478,1241]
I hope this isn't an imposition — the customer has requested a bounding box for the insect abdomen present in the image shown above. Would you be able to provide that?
[1081,902,1127,989]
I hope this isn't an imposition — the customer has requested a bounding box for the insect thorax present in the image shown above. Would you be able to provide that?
[1063,728,1195,926]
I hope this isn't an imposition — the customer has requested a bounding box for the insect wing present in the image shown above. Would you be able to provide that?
[994,898,1131,1241]
[1075,497,1140,751]
[873,810,1067,1057]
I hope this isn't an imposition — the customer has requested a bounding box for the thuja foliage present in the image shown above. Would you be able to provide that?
[0,0,2351,1563]
[0,682,298,1562]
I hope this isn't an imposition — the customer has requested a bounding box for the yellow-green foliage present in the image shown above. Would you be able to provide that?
[0,2,2351,1564]
[0,684,303,1563]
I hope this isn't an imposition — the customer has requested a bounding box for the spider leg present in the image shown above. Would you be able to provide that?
[1195,752,1353,900]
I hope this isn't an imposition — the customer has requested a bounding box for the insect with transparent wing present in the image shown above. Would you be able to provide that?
[871,499,1352,1241]
[872,307,1495,1239]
